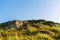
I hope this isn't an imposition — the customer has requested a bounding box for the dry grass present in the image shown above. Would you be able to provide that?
[0,21,60,40]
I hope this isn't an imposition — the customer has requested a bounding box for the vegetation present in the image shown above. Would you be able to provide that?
[0,19,60,40]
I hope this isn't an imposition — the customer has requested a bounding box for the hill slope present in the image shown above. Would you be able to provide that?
[0,19,60,40]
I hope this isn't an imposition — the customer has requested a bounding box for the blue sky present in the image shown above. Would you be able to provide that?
[0,0,60,23]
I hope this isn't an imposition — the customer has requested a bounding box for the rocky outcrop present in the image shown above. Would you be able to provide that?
[0,20,23,29]
[15,20,23,28]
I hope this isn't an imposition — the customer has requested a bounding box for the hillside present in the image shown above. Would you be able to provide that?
[0,19,60,40]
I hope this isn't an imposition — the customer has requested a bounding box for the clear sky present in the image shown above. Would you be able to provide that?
[0,0,60,23]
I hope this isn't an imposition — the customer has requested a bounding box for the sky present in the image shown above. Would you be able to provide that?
[0,0,60,23]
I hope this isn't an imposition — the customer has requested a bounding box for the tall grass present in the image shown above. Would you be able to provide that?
[0,23,60,40]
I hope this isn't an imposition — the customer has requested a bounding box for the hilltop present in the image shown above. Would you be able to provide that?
[0,19,60,29]
[0,19,60,40]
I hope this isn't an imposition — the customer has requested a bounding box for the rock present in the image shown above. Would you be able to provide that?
[0,20,23,29]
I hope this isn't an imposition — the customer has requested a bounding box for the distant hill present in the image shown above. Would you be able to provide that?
[0,19,60,40]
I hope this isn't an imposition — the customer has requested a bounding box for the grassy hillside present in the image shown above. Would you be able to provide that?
[0,20,60,40]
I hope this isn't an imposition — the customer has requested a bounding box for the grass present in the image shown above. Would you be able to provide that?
[0,20,60,40]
